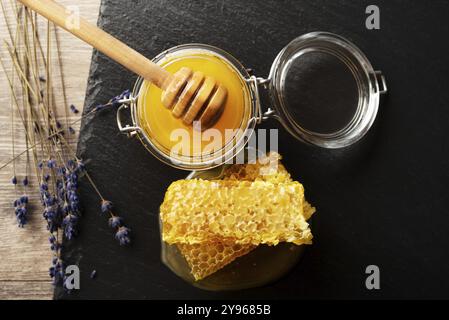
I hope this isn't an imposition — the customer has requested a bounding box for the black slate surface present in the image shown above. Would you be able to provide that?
[55,0,449,299]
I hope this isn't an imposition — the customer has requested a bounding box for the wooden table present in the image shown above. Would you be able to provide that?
[0,0,100,300]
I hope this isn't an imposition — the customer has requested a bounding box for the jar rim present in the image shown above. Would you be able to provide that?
[268,31,386,148]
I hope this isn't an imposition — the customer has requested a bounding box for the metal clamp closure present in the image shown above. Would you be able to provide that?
[246,76,271,124]
[116,97,140,137]
[375,70,388,95]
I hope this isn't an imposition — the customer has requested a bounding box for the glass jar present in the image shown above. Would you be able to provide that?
[117,31,387,170]
[117,44,257,171]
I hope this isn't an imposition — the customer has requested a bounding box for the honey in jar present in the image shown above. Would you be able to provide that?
[137,49,251,159]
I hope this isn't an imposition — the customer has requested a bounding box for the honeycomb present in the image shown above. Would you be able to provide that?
[161,179,312,246]
[222,152,292,183]
[177,242,256,281]
[222,152,315,221]
[161,152,316,280]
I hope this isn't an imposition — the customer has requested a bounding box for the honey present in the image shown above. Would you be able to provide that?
[137,51,250,157]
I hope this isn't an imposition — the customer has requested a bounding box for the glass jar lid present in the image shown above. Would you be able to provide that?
[267,32,387,148]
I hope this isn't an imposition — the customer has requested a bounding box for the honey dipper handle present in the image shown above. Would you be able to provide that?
[17,0,172,89]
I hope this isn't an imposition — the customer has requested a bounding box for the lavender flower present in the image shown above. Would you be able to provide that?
[49,258,65,286]
[15,207,27,227]
[40,182,49,192]
[56,168,81,240]
[11,176,17,185]
[44,195,56,207]
[75,159,85,173]
[48,234,60,252]
[108,216,122,228]
[62,203,69,214]
[94,89,131,112]
[43,208,61,233]
[115,226,131,246]
[101,200,113,213]
[39,76,46,82]
[94,104,106,112]
[56,121,62,129]
[68,127,75,134]
[20,195,28,204]
[56,179,65,199]
[47,159,57,168]
[40,181,63,232]
[57,167,66,176]
[14,197,28,227]
[67,159,75,170]
[62,213,78,240]
[23,176,28,186]
[110,89,131,108]
[49,234,57,243]
[65,169,80,214]
[70,104,79,114]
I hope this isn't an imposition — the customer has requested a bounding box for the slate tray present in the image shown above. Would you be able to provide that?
[55,0,449,299]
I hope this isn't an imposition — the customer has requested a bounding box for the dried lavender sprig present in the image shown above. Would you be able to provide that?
[94,89,131,112]
[47,159,57,168]
[62,213,78,240]
[48,234,60,252]
[3,5,74,291]
[62,142,132,246]
[59,134,133,246]
[41,182,62,233]
[49,257,64,286]
[14,195,28,227]
[104,203,131,246]
[58,158,85,240]
[3,11,133,289]
[115,226,131,246]
[0,105,112,171]
[69,104,79,114]
[101,199,112,213]
[108,215,123,228]
[101,200,131,245]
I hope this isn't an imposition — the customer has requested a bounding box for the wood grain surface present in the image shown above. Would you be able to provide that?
[0,0,100,300]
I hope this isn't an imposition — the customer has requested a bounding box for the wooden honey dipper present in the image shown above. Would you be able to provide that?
[18,0,227,127]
